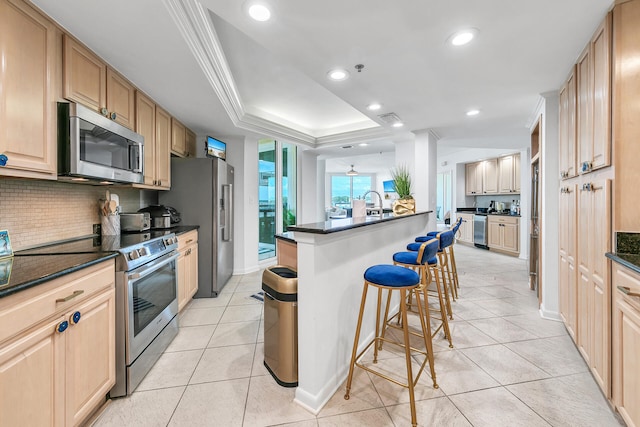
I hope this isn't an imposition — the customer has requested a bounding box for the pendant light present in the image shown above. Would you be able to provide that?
[346,164,358,176]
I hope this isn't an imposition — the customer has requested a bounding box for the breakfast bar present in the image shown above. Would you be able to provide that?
[286,211,431,413]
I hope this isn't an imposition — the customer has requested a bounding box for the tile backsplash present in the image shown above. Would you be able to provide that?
[0,178,157,251]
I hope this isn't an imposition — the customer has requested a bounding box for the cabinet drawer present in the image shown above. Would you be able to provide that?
[178,230,198,251]
[0,260,115,345]
[487,216,519,225]
[614,263,640,311]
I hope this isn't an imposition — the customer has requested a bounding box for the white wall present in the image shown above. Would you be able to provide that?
[226,135,260,275]
[299,149,322,224]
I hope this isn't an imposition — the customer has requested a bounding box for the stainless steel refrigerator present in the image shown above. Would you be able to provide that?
[160,157,234,297]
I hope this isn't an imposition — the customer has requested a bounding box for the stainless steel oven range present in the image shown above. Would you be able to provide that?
[110,233,179,397]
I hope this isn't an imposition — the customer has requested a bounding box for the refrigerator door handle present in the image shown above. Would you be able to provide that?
[223,184,233,241]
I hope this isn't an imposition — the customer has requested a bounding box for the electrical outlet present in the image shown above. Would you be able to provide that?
[93,223,101,235]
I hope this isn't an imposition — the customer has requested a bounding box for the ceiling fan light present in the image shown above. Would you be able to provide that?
[346,164,358,176]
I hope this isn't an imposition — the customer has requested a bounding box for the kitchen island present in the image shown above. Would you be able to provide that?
[286,211,431,413]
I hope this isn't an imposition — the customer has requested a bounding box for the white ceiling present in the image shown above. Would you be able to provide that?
[31,0,612,159]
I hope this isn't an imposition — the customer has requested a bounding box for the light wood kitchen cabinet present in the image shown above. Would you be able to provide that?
[276,237,298,270]
[456,213,474,244]
[577,14,612,175]
[498,154,521,194]
[0,260,115,427]
[482,158,499,194]
[612,263,640,427]
[171,118,187,157]
[185,128,197,158]
[559,67,578,180]
[559,184,578,340]
[577,178,611,396]
[612,0,640,232]
[487,215,519,255]
[134,92,171,190]
[64,35,135,130]
[465,162,483,196]
[0,0,59,180]
[177,230,199,311]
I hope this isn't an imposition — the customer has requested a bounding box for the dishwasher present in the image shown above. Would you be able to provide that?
[473,214,488,249]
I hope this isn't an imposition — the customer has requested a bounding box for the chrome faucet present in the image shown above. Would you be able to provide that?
[363,190,383,216]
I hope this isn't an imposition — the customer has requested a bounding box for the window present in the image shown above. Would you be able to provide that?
[258,139,297,260]
[330,174,373,209]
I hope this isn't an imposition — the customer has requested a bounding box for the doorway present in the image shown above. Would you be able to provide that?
[436,171,452,224]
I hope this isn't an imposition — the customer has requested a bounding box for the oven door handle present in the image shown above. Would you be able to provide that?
[127,252,179,282]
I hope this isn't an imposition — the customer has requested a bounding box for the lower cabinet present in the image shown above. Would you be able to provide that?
[0,260,115,427]
[457,213,474,244]
[177,230,199,311]
[487,216,519,255]
[612,263,640,427]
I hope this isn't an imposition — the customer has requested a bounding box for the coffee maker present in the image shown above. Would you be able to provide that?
[488,200,496,213]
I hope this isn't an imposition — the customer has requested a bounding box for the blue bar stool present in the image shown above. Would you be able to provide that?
[408,230,456,320]
[344,263,435,427]
[388,238,453,349]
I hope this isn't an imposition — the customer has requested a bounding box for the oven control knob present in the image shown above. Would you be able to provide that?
[138,248,148,257]
[129,250,140,260]
[166,237,176,245]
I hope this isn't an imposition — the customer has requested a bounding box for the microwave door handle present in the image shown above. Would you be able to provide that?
[130,142,143,173]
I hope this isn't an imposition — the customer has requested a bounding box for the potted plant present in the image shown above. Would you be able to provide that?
[391,165,416,215]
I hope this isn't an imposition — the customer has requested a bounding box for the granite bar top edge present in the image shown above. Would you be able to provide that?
[606,252,640,275]
[287,211,431,235]
[0,253,119,299]
[275,232,296,244]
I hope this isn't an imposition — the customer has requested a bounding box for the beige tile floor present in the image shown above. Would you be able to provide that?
[93,244,624,427]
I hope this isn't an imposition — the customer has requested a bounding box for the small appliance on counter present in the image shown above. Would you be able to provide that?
[137,205,181,229]
[120,213,151,232]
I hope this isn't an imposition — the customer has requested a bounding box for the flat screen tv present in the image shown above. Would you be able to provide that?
[206,136,226,160]
[383,180,395,193]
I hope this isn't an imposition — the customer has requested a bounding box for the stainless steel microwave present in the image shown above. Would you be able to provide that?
[58,102,144,184]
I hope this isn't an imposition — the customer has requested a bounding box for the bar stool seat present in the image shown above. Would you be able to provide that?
[344,263,435,427]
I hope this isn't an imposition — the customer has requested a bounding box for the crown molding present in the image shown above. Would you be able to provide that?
[164,0,387,147]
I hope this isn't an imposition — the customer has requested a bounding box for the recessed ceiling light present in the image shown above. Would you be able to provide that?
[327,69,349,81]
[466,109,480,116]
[359,143,369,147]
[248,4,271,21]
[450,29,478,46]
[392,122,404,128]
[367,103,382,111]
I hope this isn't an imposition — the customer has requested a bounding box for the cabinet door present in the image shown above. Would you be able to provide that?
[576,45,592,174]
[614,297,640,427]
[185,128,197,158]
[0,0,58,179]
[577,184,592,363]
[591,15,611,171]
[498,156,514,193]
[187,244,199,300]
[488,220,502,248]
[512,153,521,193]
[559,69,577,179]
[465,163,476,195]
[176,249,188,311]
[156,107,171,189]
[502,223,519,253]
[0,316,64,426]
[135,92,156,186]
[462,215,474,243]
[63,35,106,113]
[65,287,115,427]
[590,179,611,394]
[482,159,498,194]
[106,68,135,130]
[559,185,578,339]
[171,118,186,156]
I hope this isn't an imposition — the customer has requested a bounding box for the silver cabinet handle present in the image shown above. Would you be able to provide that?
[56,290,84,303]
[618,286,640,298]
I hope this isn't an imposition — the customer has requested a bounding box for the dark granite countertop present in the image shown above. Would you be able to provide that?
[0,252,118,298]
[287,211,431,235]
[606,252,640,275]
[456,208,520,217]
[275,232,296,244]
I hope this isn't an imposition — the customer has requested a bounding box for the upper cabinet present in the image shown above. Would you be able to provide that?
[63,35,135,130]
[466,155,520,196]
[134,91,171,190]
[498,153,520,194]
[0,0,60,180]
[465,162,483,196]
[613,0,640,232]
[482,158,499,194]
[171,118,186,157]
[559,67,578,180]
[577,14,612,174]
[186,128,197,158]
